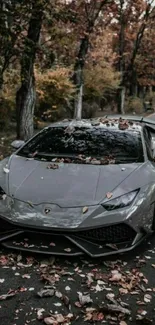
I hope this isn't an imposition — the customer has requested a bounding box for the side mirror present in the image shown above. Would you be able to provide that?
[11,140,25,149]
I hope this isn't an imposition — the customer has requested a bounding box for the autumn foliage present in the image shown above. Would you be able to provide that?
[0,0,155,135]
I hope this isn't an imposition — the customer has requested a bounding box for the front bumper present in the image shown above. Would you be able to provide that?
[0,190,153,257]
[0,216,147,257]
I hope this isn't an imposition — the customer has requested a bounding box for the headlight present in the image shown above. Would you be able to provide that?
[102,190,139,211]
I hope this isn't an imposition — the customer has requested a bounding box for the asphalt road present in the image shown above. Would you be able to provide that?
[1,235,155,325]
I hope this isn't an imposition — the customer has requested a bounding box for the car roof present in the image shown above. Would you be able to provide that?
[48,117,142,133]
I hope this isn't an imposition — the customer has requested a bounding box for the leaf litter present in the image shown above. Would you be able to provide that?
[0,250,154,324]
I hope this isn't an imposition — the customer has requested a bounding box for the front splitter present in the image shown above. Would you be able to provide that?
[0,229,147,257]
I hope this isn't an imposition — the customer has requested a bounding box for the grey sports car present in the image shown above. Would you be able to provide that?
[1,115,155,257]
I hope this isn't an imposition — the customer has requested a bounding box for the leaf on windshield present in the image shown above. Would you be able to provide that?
[119,119,129,130]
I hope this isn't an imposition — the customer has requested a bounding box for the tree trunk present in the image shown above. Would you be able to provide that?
[16,1,43,140]
[117,86,125,114]
[117,1,125,114]
[73,36,89,119]
[16,77,36,140]
[74,84,83,119]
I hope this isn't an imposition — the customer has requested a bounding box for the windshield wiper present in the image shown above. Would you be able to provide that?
[35,152,79,159]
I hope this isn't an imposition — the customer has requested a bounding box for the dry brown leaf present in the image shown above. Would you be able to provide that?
[75,301,82,308]
[78,292,92,305]
[82,206,88,214]
[64,248,71,252]
[106,192,113,199]
[44,317,57,325]
[109,270,122,282]
[120,321,128,325]
[37,308,45,320]
[144,294,152,303]
[119,288,128,295]
[37,288,55,298]
[47,164,59,170]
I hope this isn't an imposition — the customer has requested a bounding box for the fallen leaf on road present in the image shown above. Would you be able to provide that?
[144,294,152,303]
[44,316,56,325]
[109,270,122,282]
[37,308,45,320]
[37,288,55,298]
[65,286,71,291]
[119,288,128,294]
[0,292,16,300]
[61,294,70,307]
[78,292,92,306]
[54,302,62,307]
[0,255,8,266]
[22,274,30,279]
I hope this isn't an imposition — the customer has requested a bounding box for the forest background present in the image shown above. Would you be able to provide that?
[0,0,155,141]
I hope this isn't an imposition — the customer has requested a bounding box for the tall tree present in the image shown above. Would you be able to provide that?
[0,0,29,91]
[16,0,46,140]
[69,0,111,119]
[113,0,154,113]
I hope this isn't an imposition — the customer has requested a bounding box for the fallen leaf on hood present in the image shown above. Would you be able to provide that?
[106,192,113,199]
[120,321,128,325]
[0,279,5,283]
[37,288,55,298]
[3,167,9,173]
[82,206,88,214]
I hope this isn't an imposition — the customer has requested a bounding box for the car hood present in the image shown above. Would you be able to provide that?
[3,155,143,208]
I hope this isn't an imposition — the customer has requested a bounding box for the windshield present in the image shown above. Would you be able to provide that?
[18,126,144,164]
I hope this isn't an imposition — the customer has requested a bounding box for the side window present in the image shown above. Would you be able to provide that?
[143,128,153,160]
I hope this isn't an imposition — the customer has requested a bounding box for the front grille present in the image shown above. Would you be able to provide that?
[74,223,136,243]
[0,216,136,245]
